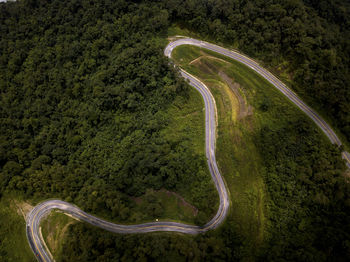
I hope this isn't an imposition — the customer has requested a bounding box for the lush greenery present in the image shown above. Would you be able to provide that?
[172,45,267,258]
[41,211,77,258]
[172,44,348,261]
[164,0,350,147]
[0,197,35,261]
[0,0,349,261]
[0,0,218,226]
[51,40,349,262]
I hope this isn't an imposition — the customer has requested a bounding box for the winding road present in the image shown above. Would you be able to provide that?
[26,37,350,262]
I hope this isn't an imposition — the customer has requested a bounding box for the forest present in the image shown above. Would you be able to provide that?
[0,0,349,261]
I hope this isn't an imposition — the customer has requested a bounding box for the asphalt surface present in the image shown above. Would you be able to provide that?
[166,37,350,168]
[26,37,350,262]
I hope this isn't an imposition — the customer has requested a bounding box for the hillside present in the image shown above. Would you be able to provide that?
[0,0,349,261]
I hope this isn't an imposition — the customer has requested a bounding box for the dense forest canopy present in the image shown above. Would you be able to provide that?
[0,0,218,222]
[0,0,349,261]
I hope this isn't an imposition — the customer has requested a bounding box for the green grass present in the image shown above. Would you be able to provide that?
[167,24,201,39]
[172,45,268,256]
[133,190,198,223]
[171,44,338,257]
[41,211,77,258]
[0,196,35,262]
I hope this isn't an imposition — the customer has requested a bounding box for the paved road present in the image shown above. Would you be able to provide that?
[166,37,350,168]
[26,37,350,262]
[26,39,230,262]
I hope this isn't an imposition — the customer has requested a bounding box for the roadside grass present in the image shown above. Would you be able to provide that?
[172,45,268,255]
[0,196,35,262]
[171,44,339,256]
[41,211,77,258]
[133,189,198,223]
[169,32,350,152]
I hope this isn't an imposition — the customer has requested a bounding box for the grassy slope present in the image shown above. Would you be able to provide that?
[171,44,339,256]
[172,45,267,253]
[161,86,219,222]
[133,190,198,223]
[0,197,35,262]
[41,212,77,258]
[168,25,349,152]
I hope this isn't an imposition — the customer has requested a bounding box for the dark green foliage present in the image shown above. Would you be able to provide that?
[58,221,243,262]
[0,0,349,261]
[55,103,350,262]
[255,119,349,261]
[164,0,350,144]
[0,0,215,222]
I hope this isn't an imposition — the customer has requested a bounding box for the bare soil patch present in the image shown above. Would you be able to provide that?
[219,71,253,120]
[190,54,253,120]
[12,200,33,220]
[160,189,198,216]
[133,189,198,216]
[190,54,229,75]
[44,212,75,255]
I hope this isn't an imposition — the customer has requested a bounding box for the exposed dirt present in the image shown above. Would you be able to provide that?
[218,71,253,120]
[190,53,230,66]
[180,110,199,119]
[189,56,202,65]
[44,213,75,255]
[12,200,33,220]
[190,54,230,76]
[160,189,198,216]
[344,169,350,181]
[190,54,252,121]
[192,57,215,75]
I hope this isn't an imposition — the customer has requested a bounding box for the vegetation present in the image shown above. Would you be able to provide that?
[41,211,77,258]
[0,0,349,261]
[50,41,349,262]
[172,44,348,260]
[0,196,35,262]
[164,0,350,147]
[173,45,268,258]
[0,0,217,226]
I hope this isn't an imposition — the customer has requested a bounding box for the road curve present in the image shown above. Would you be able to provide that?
[26,37,350,262]
[26,38,230,262]
[166,37,350,168]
